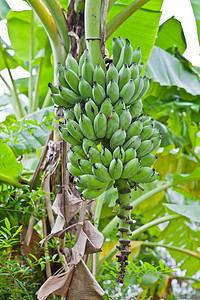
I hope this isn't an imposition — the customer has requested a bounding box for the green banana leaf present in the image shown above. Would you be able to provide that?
[145,46,200,96]
[190,0,200,46]
[156,17,187,53]
[163,203,200,222]
[0,143,23,188]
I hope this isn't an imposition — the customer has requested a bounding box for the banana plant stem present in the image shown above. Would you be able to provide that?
[43,0,69,53]
[103,182,173,236]
[28,9,34,114]
[41,90,51,109]
[130,214,182,240]
[0,74,12,93]
[141,241,200,259]
[27,0,66,68]
[106,0,150,40]
[85,0,106,71]
[0,46,26,119]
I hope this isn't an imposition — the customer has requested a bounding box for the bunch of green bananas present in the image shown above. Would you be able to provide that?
[49,36,162,283]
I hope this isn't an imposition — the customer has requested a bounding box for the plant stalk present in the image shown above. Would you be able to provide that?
[28,9,34,114]
[85,0,106,71]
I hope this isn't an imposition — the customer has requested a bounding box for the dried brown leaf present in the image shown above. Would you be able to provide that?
[83,220,104,254]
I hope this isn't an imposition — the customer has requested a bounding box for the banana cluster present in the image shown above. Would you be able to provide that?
[49,37,162,282]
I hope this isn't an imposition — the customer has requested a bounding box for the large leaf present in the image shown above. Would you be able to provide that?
[6,10,48,62]
[4,107,54,156]
[156,17,187,53]
[106,0,163,65]
[0,143,23,187]
[145,46,200,96]
[190,0,200,47]
[163,204,200,222]
[0,43,19,71]
[0,0,10,20]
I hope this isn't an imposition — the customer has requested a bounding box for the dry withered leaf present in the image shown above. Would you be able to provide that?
[83,220,104,254]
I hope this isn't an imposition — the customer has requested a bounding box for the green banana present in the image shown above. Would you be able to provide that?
[138,62,144,75]
[67,149,83,168]
[143,118,155,127]
[119,108,132,131]
[113,145,125,163]
[79,113,97,141]
[75,180,85,193]
[73,145,87,159]
[64,108,75,120]
[48,82,59,94]
[132,76,149,102]
[123,39,133,66]
[64,67,80,94]
[100,97,113,118]
[78,174,108,189]
[126,119,143,140]
[127,77,144,104]
[109,157,123,179]
[88,146,102,164]
[92,81,106,105]
[57,69,71,89]
[78,159,93,174]
[151,136,162,151]
[121,158,140,179]
[55,62,63,74]
[140,154,157,167]
[136,140,154,157]
[112,37,123,67]
[123,135,141,150]
[130,63,139,80]
[116,43,125,71]
[114,98,126,116]
[132,46,142,64]
[110,128,126,150]
[101,146,113,167]
[74,102,84,122]
[59,126,82,146]
[51,93,73,108]
[140,171,159,183]
[81,186,107,199]
[78,76,93,100]
[106,63,118,85]
[66,119,84,142]
[106,110,120,139]
[58,85,82,104]
[82,57,94,86]
[140,124,154,141]
[65,53,79,76]
[119,79,135,104]
[92,163,112,182]
[85,98,99,122]
[107,79,119,104]
[82,138,98,155]
[118,63,131,91]
[151,128,162,138]
[78,48,89,76]
[124,147,137,163]
[129,100,143,119]
[129,167,154,183]
[93,63,105,88]
[94,111,107,139]
[67,162,84,177]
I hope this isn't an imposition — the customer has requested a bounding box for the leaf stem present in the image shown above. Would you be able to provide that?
[28,9,34,114]
[43,0,70,53]
[27,0,66,67]
[106,0,150,40]
[0,46,26,119]
[0,74,12,93]
[41,89,51,109]
[141,241,200,259]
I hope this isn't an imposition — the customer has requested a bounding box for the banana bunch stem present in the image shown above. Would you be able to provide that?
[115,178,132,283]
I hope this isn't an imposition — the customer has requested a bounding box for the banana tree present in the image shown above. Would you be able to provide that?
[1,0,200,299]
